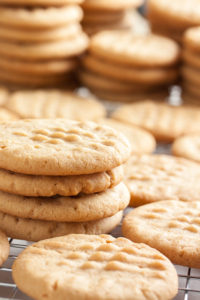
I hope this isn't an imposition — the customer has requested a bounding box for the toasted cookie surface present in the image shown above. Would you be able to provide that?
[0,166,123,197]
[0,119,131,175]
[0,211,122,241]
[0,230,9,266]
[172,134,200,163]
[123,200,200,267]
[124,154,200,206]
[12,234,178,300]
[90,31,180,67]
[5,90,106,120]
[112,100,200,141]
[0,183,129,222]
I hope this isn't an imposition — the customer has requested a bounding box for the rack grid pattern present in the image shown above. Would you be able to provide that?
[0,228,200,300]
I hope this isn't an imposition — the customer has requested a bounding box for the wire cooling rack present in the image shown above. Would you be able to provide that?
[0,87,199,300]
[0,220,200,300]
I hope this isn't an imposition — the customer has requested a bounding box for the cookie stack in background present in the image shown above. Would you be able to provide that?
[0,119,130,241]
[0,0,88,89]
[147,0,200,44]
[79,31,180,102]
[181,27,200,106]
[81,0,144,36]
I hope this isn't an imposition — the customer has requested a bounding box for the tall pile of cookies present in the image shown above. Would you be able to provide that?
[148,0,200,44]
[0,0,88,88]
[81,0,143,36]
[181,27,200,105]
[80,31,180,102]
[0,119,130,241]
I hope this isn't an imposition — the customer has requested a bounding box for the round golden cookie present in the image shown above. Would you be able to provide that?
[0,6,83,29]
[0,119,131,175]
[90,31,180,67]
[0,86,9,106]
[0,57,77,76]
[124,154,200,207]
[0,34,88,61]
[0,166,123,197]
[0,23,81,43]
[98,118,156,154]
[12,234,178,300]
[82,0,143,11]
[0,211,122,242]
[123,200,200,267]
[0,182,129,222]
[112,100,200,142]
[183,26,200,53]
[0,0,83,5]
[148,0,200,30]
[0,230,9,266]
[5,90,106,120]
[81,54,178,84]
[172,134,200,163]
[182,49,200,69]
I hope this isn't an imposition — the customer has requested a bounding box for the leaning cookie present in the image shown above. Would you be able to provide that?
[112,100,200,142]
[172,133,200,163]
[12,234,178,300]
[97,118,156,154]
[123,200,200,268]
[124,154,200,206]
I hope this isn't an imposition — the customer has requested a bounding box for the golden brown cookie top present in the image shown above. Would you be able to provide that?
[112,100,200,142]
[5,90,106,121]
[13,234,178,300]
[0,119,131,175]
[124,154,200,206]
[123,200,200,268]
[90,31,180,67]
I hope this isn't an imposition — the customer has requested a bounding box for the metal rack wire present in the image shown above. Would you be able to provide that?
[0,229,200,300]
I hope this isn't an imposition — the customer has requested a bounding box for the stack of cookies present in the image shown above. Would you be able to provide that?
[181,27,200,105]
[80,31,180,102]
[0,119,130,241]
[0,0,88,88]
[148,0,200,44]
[81,0,143,36]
